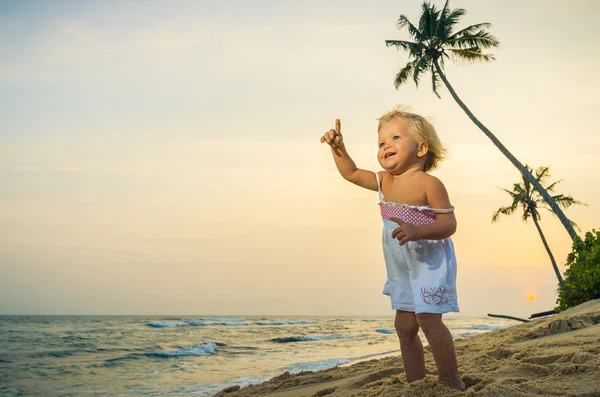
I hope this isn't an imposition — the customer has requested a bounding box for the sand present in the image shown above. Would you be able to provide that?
[214,299,600,397]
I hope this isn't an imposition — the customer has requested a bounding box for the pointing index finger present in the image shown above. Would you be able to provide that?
[335,119,341,135]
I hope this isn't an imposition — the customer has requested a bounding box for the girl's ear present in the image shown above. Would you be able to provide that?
[417,141,429,158]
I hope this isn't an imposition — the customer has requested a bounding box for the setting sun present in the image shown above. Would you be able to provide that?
[528,294,536,301]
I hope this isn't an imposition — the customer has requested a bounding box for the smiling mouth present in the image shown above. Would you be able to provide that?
[384,152,396,159]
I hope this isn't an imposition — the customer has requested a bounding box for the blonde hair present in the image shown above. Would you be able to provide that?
[377,106,447,172]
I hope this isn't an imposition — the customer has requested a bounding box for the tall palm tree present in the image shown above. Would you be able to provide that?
[492,165,585,288]
[384,1,579,241]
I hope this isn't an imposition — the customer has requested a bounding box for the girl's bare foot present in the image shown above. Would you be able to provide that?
[438,375,466,391]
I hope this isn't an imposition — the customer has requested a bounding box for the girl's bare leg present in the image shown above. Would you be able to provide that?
[395,310,425,382]
[416,313,465,391]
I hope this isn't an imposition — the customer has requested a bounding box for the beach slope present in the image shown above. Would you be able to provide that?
[215,299,600,397]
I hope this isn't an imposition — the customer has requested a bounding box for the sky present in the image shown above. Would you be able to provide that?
[1,0,599,318]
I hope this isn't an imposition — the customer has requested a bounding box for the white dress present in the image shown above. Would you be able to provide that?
[376,173,460,314]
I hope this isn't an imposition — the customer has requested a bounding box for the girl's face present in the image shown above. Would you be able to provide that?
[377,118,421,173]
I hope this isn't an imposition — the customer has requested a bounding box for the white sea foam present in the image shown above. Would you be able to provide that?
[146,322,186,328]
[148,343,217,358]
[199,317,246,322]
[185,319,249,327]
[285,358,352,373]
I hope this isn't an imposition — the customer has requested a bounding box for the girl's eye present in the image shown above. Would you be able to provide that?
[379,142,385,148]
[393,135,400,141]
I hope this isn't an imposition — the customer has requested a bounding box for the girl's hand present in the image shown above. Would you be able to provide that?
[320,119,344,156]
[390,217,421,245]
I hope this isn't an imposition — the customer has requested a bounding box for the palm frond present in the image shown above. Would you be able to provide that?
[436,4,466,39]
[440,51,449,69]
[499,187,518,198]
[447,23,493,42]
[522,207,534,222]
[492,205,516,223]
[385,39,426,58]
[447,29,499,50]
[448,48,494,64]
[553,195,575,209]
[446,8,467,23]
[570,219,582,233]
[397,14,426,42]
[417,2,431,38]
[550,195,587,209]
[434,1,450,39]
[538,195,585,232]
[428,6,441,39]
[412,56,431,87]
[394,60,417,89]
[418,1,440,40]
[512,183,528,198]
[503,183,530,214]
[534,166,551,182]
[544,179,562,193]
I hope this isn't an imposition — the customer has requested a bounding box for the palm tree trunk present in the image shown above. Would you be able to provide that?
[433,59,578,242]
[531,212,564,288]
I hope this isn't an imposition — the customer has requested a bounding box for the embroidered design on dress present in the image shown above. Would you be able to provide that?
[420,286,446,305]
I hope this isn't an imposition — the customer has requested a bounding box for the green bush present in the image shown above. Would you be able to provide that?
[557,229,600,311]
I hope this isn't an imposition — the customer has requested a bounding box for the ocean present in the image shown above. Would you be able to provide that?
[0,315,515,396]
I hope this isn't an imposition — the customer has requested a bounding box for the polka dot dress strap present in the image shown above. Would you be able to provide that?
[375,172,384,203]
[430,206,455,214]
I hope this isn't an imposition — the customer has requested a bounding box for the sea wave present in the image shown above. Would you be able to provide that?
[105,343,219,363]
[146,322,186,328]
[285,358,351,372]
[254,320,316,326]
[376,328,395,334]
[198,317,246,322]
[185,320,250,327]
[146,343,218,358]
[29,346,141,358]
[270,335,354,343]
[147,318,315,328]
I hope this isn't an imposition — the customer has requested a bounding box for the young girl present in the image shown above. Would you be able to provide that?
[320,107,465,391]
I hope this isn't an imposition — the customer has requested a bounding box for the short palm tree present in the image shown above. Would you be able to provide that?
[492,165,585,288]
[384,1,579,241]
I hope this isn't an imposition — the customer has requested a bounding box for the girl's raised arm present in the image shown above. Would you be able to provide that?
[320,119,378,191]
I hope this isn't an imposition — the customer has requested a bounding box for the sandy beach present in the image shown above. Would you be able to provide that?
[214,300,600,397]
